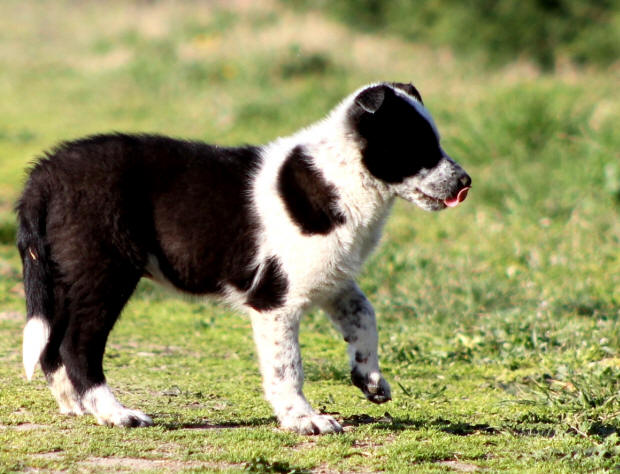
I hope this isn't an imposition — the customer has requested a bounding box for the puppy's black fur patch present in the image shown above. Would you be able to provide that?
[350,85,442,183]
[136,135,263,295]
[246,256,288,311]
[17,133,267,390]
[278,146,346,235]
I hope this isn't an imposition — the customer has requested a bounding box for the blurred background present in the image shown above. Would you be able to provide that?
[0,0,618,228]
[0,0,618,357]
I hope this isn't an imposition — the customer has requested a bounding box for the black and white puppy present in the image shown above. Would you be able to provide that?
[17,82,470,435]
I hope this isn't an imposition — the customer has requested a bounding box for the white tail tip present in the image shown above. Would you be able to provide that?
[23,317,50,381]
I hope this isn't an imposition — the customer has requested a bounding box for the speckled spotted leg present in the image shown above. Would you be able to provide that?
[250,309,342,435]
[322,281,391,403]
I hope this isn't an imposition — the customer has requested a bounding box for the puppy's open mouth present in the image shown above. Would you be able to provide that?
[416,186,470,208]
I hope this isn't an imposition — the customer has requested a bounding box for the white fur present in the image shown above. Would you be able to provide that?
[48,365,84,415]
[82,384,152,427]
[247,93,395,308]
[249,308,342,434]
[23,316,50,381]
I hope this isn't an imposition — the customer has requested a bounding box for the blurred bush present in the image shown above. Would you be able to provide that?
[283,0,620,70]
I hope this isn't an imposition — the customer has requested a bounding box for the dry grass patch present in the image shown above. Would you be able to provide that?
[79,456,237,472]
[0,311,23,321]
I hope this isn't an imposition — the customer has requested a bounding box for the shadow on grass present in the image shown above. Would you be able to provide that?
[161,417,275,430]
[431,418,498,436]
[583,422,620,439]
[554,298,618,319]
[163,413,500,436]
[342,413,498,435]
[158,412,619,442]
[345,412,620,441]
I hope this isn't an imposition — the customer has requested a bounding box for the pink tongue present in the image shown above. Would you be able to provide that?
[444,186,470,208]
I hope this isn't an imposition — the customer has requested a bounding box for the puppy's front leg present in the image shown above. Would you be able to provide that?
[250,309,342,435]
[322,281,391,403]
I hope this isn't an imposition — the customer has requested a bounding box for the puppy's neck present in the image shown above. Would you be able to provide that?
[280,104,394,224]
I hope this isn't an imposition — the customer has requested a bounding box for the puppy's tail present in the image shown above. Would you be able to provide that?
[16,171,54,381]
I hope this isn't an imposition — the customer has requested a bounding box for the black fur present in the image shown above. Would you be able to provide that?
[277,146,346,235]
[350,84,442,183]
[16,133,269,390]
[16,179,55,323]
[389,82,423,103]
[246,256,288,311]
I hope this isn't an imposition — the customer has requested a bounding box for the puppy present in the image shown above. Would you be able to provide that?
[17,82,470,434]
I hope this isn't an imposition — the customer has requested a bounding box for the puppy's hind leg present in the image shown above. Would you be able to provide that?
[18,217,86,416]
[321,281,391,404]
[59,260,152,428]
[250,309,342,435]
[23,310,86,417]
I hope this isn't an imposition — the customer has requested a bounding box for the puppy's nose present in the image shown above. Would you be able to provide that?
[444,173,472,208]
[459,174,472,188]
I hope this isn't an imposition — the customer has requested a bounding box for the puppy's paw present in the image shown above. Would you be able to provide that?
[280,412,343,435]
[82,384,153,428]
[116,409,153,428]
[351,369,392,404]
[95,407,153,428]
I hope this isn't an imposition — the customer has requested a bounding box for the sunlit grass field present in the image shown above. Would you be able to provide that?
[0,1,619,472]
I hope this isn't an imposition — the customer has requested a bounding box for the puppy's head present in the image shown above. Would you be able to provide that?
[348,82,471,211]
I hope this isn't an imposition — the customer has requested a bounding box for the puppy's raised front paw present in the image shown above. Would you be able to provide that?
[351,369,392,404]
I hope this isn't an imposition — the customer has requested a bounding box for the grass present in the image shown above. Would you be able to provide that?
[0,0,619,472]
[284,0,620,70]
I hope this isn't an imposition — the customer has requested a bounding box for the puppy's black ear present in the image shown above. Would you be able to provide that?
[389,82,423,104]
[354,85,393,113]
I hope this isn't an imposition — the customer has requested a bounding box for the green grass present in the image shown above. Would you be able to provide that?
[284,0,620,70]
[0,1,619,472]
